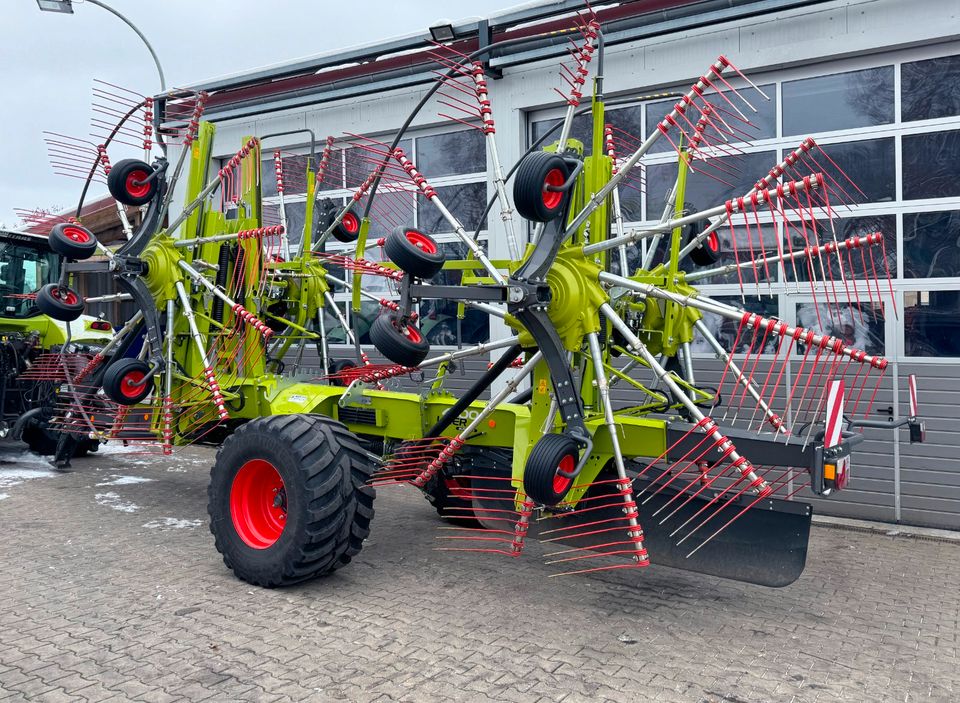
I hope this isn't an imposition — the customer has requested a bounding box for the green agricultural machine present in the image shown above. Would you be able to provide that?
[0,227,112,461]
[40,11,923,588]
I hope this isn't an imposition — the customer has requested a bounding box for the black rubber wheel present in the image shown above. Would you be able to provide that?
[48,223,97,260]
[383,226,445,279]
[207,414,376,588]
[107,159,158,207]
[35,284,84,322]
[523,433,580,506]
[369,312,429,368]
[102,358,154,405]
[686,220,722,267]
[513,151,572,222]
[332,210,361,243]
[329,358,357,386]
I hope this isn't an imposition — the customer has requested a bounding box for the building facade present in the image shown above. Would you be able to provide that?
[172,0,960,528]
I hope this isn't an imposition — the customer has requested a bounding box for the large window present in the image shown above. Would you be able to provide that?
[527,49,960,360]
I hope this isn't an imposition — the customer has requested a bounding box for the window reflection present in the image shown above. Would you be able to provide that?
[795,302,884,356]
[904,210,960,278]
[902,54,960,122]
[903,129,960,200]
[645,151,776,219]
[784,215,896,282]
[417,130,485,177]
[645,84,776,154]
[417,183,488,234]
[782,67,894,135]
[531,105,643,156]
[691,295,779,354]
[785,138,894,205]
[904,290,960,356]
[419,299,490,346]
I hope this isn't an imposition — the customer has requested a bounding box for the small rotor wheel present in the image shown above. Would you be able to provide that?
[107,159,159,207]
[513,151,572,222]
[686,220,722,267]
[332,211,361,243]
[102,358,154,405]
[35,283,84,322]
[48,223,98,260]
[523,433,581,507]
[383,226,445,279]
[369,312,429,368]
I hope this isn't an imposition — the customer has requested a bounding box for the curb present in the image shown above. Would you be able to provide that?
[812,514,960,545]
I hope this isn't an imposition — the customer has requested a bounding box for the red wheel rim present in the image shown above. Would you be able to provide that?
[541,168,565,210]
[230,459,286,549]
[707,232,720,252]
[57,288,79,305]
[552,454,575,495]
[119,370,147,400]
[405,230,437,254]
[342,213,359,233]
[404,324,423,344]
[124,170,152,199]
[62,226,91,244]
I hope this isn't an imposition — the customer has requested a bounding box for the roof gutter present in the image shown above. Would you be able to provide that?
[174,0,834,125]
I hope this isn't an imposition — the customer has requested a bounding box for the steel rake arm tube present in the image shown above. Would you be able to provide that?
[583,175,823,257]
[598,271,887,369]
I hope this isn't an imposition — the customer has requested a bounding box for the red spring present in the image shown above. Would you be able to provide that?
[203,367,230,420]
[231,303,273,339]
[511,499,535,556]
[471,62,496,135]
[97,145,111,175]
[411,437,465,488]
[73,353,105,384]
[392,148,437,199]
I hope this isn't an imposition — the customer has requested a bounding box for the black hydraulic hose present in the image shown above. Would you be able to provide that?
[424,343,522,439]
[507,387,533,405]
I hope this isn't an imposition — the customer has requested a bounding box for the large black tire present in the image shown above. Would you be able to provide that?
[369,312,429,368]
[513,151,571,222]
[48,223,98,260]
[102,358,154,405]
[107,159,158,207]
[383,226,445,279]
[332,210,361,243]
[35,284,84,322]
[445,446,513,529]
[208,414,376,588]
[523,433,580,506]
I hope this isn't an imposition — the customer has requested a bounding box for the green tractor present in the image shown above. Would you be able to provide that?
[0,227,112,462]
[41,13,923,589]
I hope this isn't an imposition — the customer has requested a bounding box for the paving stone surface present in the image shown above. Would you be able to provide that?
[0,442,957,702]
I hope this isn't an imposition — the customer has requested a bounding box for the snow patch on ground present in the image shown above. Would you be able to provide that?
[96,475,154,487]
[0,467,58,489]
[95,492,140,513]
[142,517,202,529]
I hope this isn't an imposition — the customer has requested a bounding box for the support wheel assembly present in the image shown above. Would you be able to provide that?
[48,223,98,260]
[207,414,376,588]
[35,283,84,322]
[523,433,581,507]
[513,151,572,222]
[370,312,430,368]
[102,358,154,405]
[384,226,445,279]
[107,159,158,207]
[332,211,361,243]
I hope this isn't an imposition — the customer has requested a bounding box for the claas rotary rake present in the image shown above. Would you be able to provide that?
[39,9,925,589]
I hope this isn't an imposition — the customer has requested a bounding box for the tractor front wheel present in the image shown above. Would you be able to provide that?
[207,414,376,588]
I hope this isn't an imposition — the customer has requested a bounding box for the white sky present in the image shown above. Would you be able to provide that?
[0,0,524,227]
